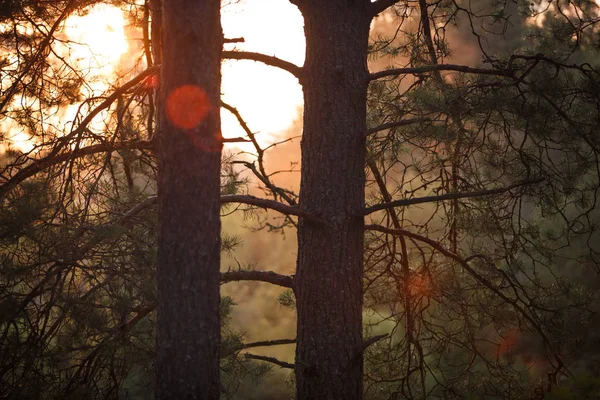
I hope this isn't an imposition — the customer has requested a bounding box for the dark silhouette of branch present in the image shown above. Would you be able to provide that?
[222,338,296,358]
[224,37,245,43]
[0,66,159,199]
[363,334,389,350]
[221,270,293,288]
[222,101,298,206]
[352,333,390,362]
[240,338,296,350]
[364,178,544,215]
[59,66,160,144]
[115,194,318,227]
[369,64,512,81]
[223,50,303,80]
[0,139,153,199]
[222,194,317,221]
[244,354,294,369]
[0,1,75,113]
[0,134,249,199]
[120,195,158,222]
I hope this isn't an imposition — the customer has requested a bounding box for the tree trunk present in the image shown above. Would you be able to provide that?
[294,1,371,399]
[155,0,223,398]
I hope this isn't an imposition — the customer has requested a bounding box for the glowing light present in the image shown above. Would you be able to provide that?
[221,0,304,149]
[166,85,212,130]
[498,328,518,357]
[408,273,431,297]
[145,74,159,89]
[4,130,35,154]
[61,5,128,73]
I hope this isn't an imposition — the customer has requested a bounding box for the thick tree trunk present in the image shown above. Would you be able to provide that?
[155,1,223,399]
[294,1,371,399]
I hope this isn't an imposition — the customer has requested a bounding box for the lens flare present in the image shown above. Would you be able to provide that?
[166,85,211,130]
[145,75,159,89]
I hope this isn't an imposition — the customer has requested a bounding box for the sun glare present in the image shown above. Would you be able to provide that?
[3,2,305,154]
[221,0,304,149]
[62,5,128,74]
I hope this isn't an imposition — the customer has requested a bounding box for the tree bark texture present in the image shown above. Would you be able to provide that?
[155,0,223,399]
[294,1,371,399]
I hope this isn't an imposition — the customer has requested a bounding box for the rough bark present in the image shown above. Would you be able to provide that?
[155,0,223,398]
[293,1,371,399]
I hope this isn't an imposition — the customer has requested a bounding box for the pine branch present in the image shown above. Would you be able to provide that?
[0,65,159,199]
[363,178,544,215]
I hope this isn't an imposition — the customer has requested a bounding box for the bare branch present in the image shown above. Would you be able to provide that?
[240,338,296,350]
[223,137,251,143]
[0,66,159,199]
[352,333,390,362]
[223,50,303,80]
[0,134,248,199]
[121,195,158,221]
[221,270,293,288]
[369,64,511,81]
[61,66,160,143]
[224,37,245,43]
[221,194,317,222]
[110,193,318,228]
[363,333,389,350]
[221,101,297,206]
[364,178,544,215]
[244,353,294,369]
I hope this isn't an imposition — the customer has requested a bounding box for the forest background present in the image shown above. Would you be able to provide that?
[1,0,600,399]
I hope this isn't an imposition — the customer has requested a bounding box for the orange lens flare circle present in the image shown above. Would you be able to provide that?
[166,85,211,130]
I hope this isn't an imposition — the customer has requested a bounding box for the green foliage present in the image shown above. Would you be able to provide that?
[277,289,296,309]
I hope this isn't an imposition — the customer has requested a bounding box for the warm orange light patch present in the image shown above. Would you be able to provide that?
[166,85,211,130]
[145,74,159,89]
[408,272,431,297]
[498,328,518,357]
